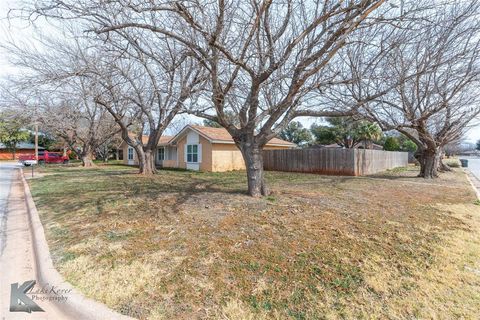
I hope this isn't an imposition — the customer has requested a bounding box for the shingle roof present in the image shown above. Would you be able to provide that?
[189,125,296,146]
[126,134,173,146]
[143,135,173,145]
[122,126,296,148]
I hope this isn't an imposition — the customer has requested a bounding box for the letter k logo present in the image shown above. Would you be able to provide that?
[10,280,44,313]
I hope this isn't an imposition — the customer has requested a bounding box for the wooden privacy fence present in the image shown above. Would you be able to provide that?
[263,148,409,176]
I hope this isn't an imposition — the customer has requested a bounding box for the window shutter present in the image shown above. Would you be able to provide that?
[184,144,188,162]
[198,144,202,163]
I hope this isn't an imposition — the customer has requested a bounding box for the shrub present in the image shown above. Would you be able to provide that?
[445,159,460,168]
[383,137,400,151]
[401,140,418,152]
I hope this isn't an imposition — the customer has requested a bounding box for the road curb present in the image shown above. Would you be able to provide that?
[20,169,134,320]
[465,169,480,200]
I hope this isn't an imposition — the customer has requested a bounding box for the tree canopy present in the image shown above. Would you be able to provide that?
[311,117,382,149]
[1,0,478,196]
[280,122,312,146]
[0,111,30,159]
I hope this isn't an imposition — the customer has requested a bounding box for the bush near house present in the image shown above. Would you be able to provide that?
[383,136,401,151]
[28,165,480,319]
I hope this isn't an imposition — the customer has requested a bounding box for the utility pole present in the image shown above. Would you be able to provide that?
[34,122,39,160]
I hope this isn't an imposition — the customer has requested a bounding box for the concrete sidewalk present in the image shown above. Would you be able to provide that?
[1,164,132,320]
[0,169,70,319]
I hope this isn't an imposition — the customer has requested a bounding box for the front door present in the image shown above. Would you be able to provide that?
[127,147,134,165]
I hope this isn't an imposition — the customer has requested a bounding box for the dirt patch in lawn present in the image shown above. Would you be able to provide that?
[29,165,480,319]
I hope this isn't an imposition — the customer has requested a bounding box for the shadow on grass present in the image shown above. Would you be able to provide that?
[365,174,423,181]
[29,166,250,222]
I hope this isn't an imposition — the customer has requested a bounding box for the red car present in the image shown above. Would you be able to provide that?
[19,151,70,166]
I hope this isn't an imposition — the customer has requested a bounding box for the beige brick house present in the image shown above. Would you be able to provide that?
[121,125,295,172]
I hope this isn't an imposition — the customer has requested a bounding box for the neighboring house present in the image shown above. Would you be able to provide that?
[0,142,45,160]
[120,125,296,172]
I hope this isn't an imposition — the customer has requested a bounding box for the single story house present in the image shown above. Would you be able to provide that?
[0,142,45,160]
[120,125,296,172]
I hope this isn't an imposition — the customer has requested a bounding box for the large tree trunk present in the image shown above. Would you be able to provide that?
[136,147,157,175]
[103,147,109,162]
[81,147,95,167]
[238,143,269,197]
[438,160,452,172]
[437,148,452,172]
[415,148,440,179]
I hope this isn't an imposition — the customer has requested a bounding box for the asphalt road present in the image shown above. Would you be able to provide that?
[0,162,19,257]
[463,157,480,180]
[460,157,480,197]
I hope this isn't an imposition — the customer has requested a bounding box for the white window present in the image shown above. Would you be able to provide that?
[158,147,165,161]
[127,147,134,160]
[186,144,198,163]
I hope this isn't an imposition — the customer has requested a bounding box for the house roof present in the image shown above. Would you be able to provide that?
[142,135,173,146]
[171,125,296,147]
[0,142,45,150]
[121,126,296,148]
[123,134,173,146]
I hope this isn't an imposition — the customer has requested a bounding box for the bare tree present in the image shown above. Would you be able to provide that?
[41,89,119,167]
[165,115,200,136]
[331,0,480,178]
[1,34,122,167]
[26,0,395,196]
[91,37,205,174]
[2,20,205,174]
[95,132,123,162]
[5,78,119,167]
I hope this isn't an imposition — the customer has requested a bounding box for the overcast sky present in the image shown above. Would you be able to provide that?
[1,1,479,143]
[0,0,20,75]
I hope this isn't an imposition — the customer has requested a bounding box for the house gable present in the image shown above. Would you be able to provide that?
[175,132,213,171]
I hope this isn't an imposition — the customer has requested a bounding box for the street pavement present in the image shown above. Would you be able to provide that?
[461,157,480,198]
[463,157,480,180]
[0,162,18,257]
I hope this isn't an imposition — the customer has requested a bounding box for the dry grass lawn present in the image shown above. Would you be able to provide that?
[27,164,480,319]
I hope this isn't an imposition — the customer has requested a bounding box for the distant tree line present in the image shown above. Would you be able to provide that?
[274,118,416,152]
[0,110,30,159]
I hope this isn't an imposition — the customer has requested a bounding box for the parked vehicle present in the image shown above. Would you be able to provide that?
[18,155,37,166]
[19,151,70,166]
